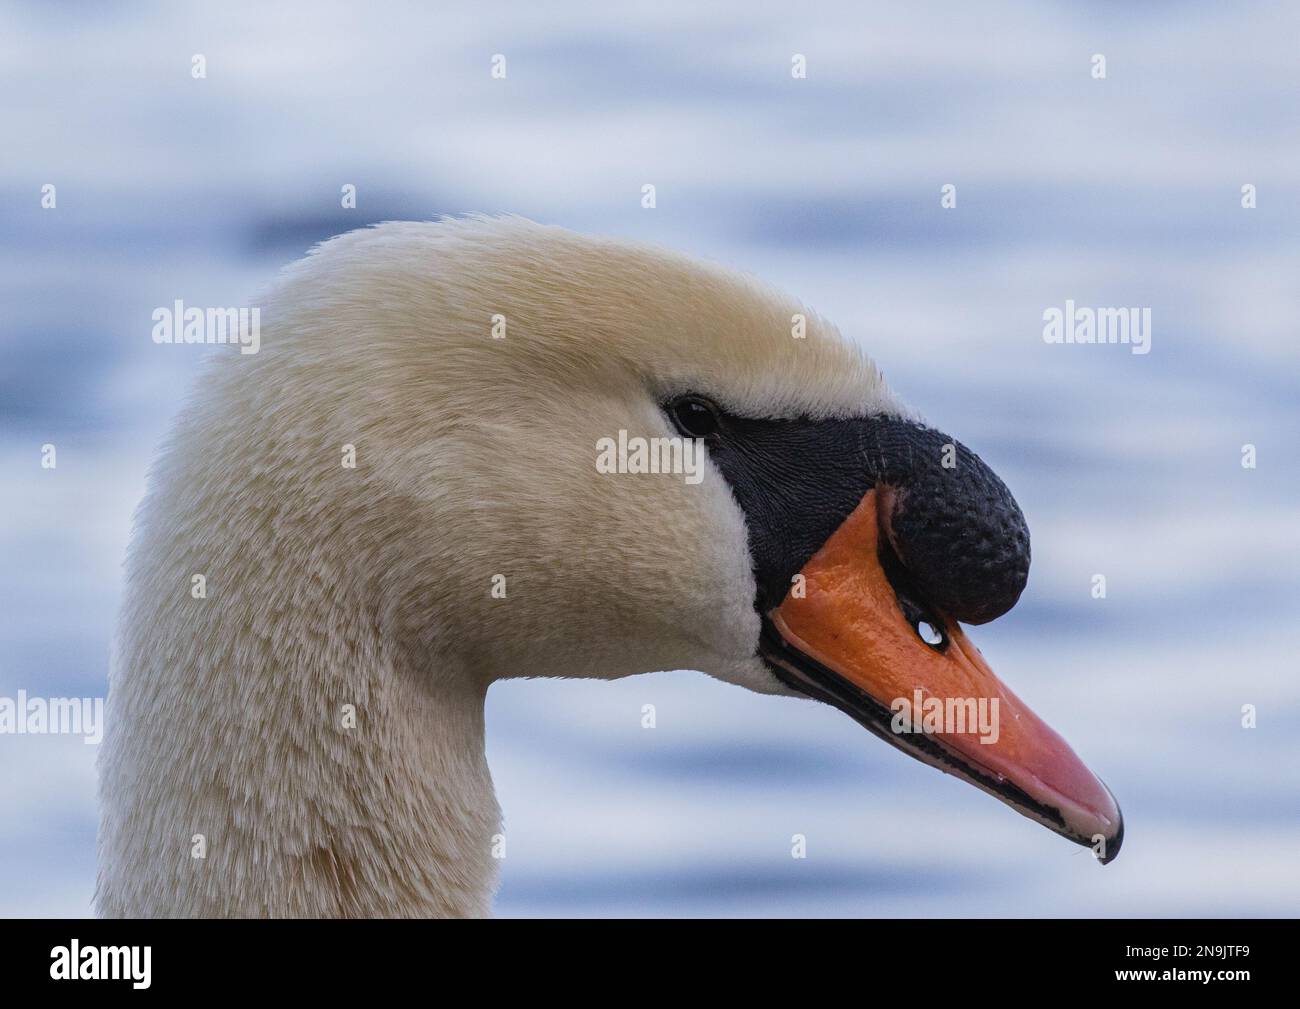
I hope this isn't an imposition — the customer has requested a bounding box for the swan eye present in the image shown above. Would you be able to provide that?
[667,396,721,440]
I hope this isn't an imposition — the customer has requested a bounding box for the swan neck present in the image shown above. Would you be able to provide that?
[98,505,500,917]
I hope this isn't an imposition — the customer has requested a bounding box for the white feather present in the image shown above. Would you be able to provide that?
[96,216,904,917]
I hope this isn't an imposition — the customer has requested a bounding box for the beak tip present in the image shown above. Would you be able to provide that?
[1094,785,1124,865]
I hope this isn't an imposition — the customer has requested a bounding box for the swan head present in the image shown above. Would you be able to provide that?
[247,215,1122,864]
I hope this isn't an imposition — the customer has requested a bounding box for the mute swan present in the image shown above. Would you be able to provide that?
[97,215,1122,918]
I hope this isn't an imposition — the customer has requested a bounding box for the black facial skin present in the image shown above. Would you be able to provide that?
[664,396,1031,623]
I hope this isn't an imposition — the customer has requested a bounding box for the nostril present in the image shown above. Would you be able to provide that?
[916,620,945,648]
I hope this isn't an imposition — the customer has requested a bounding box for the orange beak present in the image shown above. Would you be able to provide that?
[762,490,1123,862]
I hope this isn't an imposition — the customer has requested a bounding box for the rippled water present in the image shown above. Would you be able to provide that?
[2,1,1297,916]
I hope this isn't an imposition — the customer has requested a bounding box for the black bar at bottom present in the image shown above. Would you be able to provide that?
[0,917,1286,995]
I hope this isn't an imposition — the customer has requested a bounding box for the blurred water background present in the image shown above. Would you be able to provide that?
[2,1,1298,916]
